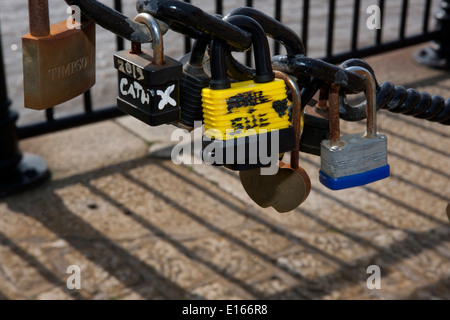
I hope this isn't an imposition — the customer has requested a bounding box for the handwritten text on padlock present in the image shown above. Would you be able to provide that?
[120,78,176,110]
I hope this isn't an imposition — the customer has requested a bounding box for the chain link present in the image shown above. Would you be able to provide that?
[69,0,450,125]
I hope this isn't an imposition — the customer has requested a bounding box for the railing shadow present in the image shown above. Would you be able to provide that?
[402,276,450,299]
[156,162,450,299]
[267,226,449,299]
[1,154,448,299]
[0,231,85,300]
[156,162,350,268]
[85,179,269,299]
[0,288,9,300]
[4,159,202,300]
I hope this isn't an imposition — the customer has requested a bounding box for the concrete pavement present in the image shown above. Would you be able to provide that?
[0,44,449,300]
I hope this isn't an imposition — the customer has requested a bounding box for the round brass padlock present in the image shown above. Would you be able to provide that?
[239,71,311,213]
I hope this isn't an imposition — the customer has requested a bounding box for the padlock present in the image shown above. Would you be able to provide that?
[299,113,330,156]
[179,38,210,127]
[22,0,95,110]
[240,71,311,213]
[113,13,182,126]
[201,15,295,170]
[319,66,390,190]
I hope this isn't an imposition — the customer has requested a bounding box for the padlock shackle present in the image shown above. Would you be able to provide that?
[209,38,231,90]
[132,13,164,65]
[224,15,275,84]
[225,7,305,56]
[274,71,301,170]
[328,84,341,147]
[188,37,209,68]
[209,16,274,89]
[328,67,378,145]
[28,0,50,37]
[346,66,378,138]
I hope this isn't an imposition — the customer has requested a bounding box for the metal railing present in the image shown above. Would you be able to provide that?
[4,0,447,139]
[1,0,449,196]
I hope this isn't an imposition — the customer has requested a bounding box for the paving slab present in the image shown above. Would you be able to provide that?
[115,117,180,145]
[19,121,149,180]
[0,44,449,300]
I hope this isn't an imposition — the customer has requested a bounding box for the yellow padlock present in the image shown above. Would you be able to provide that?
[201,15,296,170]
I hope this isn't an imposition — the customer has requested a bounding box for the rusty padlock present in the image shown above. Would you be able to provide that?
[239,71,311,213]
[319,67,390,190]
[22,0,96,110]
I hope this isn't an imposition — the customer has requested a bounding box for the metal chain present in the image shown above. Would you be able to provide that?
[68,0,450,125]
[337,59,450,124]
[377,82,450,124]
[273,54,450,125]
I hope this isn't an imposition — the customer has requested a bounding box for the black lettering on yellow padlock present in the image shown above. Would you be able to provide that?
[114,13,182,126]
[201,15,296,171]
[22,0,96,110]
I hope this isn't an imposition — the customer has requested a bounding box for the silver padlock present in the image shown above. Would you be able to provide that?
[319,66,390,190]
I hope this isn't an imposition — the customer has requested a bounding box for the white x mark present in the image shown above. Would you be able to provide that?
[157,85,176,110]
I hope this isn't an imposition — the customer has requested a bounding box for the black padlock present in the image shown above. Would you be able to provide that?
[201,15,296,171]
[179,38,210,127]
[113,13,182,126]
[299,113,330,156]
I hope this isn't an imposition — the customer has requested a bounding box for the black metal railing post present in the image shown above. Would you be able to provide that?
[414,0,450,69]
[0,21,50,198]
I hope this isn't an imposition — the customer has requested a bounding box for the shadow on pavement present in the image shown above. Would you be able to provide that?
[2,154,449,299]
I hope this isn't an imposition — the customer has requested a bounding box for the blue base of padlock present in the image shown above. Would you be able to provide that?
[319,165,390,190]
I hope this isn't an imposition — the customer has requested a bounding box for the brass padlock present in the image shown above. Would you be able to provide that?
[22,0,96,110]
[239,71,311,213]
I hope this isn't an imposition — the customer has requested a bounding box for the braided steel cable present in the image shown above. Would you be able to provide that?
[377,82,450,124]
[69,1,450,125]
[338,59,450,125]
[274,56,450,125]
